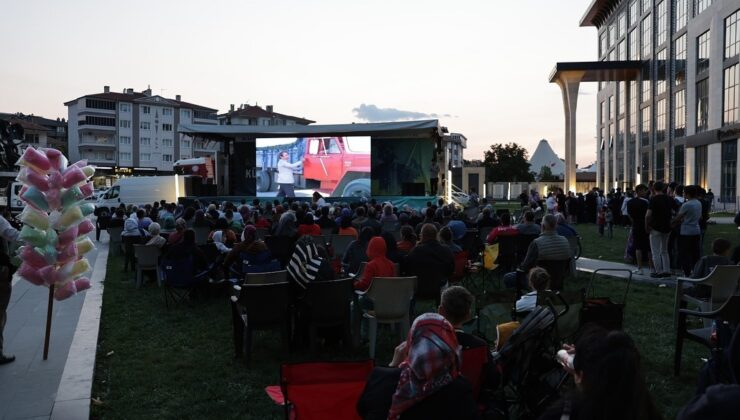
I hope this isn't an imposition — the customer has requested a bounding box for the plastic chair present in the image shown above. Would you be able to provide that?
[381,221,398,233]
[245,270,288,285]
[536,259,571,291]
[133,244,161,288]
[331,234,355,260]
[304,278,354,350]
[230,281,291,363]
[310,235,328,249]
[255,227,269,240]
[265,235,297,268]
[193,226,211,245]
[107,226,123,257]
[265,359,374,420]
[515,234,539,266]
[675,295,740,375]
[478,227,493,245]
[320,227,335,237]
[675,265,740,321]
[358,276,416,359]
[122,235,142,271]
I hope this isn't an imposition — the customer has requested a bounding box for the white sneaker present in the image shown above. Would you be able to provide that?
[631,268,643,275]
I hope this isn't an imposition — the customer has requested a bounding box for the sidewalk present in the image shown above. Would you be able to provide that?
[0,231,108,420]
[576,256,676,287]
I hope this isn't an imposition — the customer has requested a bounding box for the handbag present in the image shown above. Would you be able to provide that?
[580,269,633,331]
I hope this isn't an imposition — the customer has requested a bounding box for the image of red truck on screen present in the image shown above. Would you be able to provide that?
[256,136,371,198]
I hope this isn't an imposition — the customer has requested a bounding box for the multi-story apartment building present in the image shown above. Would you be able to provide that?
[0,113,68,154]
[218,103,314,126]
[585,0,739,203]
[444,132,467,168]
[65,86,218,176]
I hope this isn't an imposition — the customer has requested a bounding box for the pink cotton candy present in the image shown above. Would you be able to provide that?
[74,278,91,292]
[46,189,62,210]
[57,225,79,247]
[56,243,78,265]
[17,147,51,173]
[48,171,63,189]
[18,168,50,191]
[38,265,59,286]
[77,219,94,236]
[21,246,49,268]
[79,182,94,198]
[70,160,88,169]
[54,281,77,301]
[62,166,87,188]
[18,263,46,286]
[44,149,64,171]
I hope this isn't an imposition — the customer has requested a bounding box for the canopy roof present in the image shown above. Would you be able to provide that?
[580,0,622,27]
[178,120,442,140]
[549,61,643,83]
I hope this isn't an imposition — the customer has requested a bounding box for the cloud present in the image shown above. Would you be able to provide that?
[352,103,453,122]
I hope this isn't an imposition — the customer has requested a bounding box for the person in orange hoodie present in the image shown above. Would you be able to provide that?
[354,236,396,291]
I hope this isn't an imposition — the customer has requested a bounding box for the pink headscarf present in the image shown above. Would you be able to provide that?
[388,313,461,419]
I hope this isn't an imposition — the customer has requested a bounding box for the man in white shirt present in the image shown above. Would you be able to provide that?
[276,151,304,198]
[0,215,20,364]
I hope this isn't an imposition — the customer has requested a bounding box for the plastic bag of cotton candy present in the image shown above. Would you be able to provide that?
[12,147,97,300]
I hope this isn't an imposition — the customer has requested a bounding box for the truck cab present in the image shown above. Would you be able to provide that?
[303,137,370,197]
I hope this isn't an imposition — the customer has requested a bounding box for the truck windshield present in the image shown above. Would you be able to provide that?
[345,136,370,153]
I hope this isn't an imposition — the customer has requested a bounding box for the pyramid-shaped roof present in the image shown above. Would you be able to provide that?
[529,139,565,177]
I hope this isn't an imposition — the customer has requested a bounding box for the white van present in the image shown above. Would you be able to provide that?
[9,182,23,214]
[97,176,186,209]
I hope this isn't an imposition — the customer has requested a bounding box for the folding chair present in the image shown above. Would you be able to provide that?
[230,281,291,362]
[304,277,354,350]
[460,345,490,401]
[265,235,297,268]
[107,226,123,257]
[193,226,211,245]
[450,251,470,285]
[515,234,539,266]
[536,259,571,291]
[331,234,355,261]
[161,257,209,309]
[133,244,161,288]
[265,359,374,420]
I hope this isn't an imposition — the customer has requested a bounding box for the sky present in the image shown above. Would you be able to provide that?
[0,0,600,167]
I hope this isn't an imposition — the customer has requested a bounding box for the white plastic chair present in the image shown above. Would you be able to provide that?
[133,244,161,288]
[357,276,416,359]
[107,226,123,256]
[675,265,740,328]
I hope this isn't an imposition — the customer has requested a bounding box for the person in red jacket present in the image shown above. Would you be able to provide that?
[297,213,321,237]
[486,212,519,244]
[354,236,396,291]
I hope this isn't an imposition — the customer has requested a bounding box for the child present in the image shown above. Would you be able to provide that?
[605,207,614,239]
[691,238,733,278]
[515,267,551,313]
[597,206,606,237]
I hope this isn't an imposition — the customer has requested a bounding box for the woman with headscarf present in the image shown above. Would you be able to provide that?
[223,225,276,275]
[192,209,214,230]
[357,313,477,419]
[274,211,298,238]
[208,218,237,248]
[167,218,188,245]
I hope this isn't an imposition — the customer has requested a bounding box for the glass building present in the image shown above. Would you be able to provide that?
[566,0,740,204]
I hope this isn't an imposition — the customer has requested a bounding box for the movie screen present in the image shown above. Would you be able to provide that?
[371,138,435,196]
[255,136,371,198]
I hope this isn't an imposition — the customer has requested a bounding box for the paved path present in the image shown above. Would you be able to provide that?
[576,256,677,287]
[0,231,107,420]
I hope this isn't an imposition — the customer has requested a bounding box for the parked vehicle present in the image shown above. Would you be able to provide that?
[97,175,186,208]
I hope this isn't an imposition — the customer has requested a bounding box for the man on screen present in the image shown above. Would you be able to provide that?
[276,151,304,198]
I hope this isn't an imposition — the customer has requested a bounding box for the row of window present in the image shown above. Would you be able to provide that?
[118,120,173,131]
[118,153,174,162]
[119,103,191,118]
[116,136,193,148]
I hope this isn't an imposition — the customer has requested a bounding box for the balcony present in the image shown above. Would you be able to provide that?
[79,136,117,148]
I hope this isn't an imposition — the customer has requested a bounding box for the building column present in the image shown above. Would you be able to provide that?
[707,143,721,192]
[685,147,695,186]
[555,71,584,193]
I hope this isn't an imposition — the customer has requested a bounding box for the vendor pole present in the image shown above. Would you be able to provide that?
[43,284,54,360]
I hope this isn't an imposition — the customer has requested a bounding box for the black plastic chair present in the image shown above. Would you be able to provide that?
[265,235,297,268]
[516,234,539,266]
[304,278,354,350]
[536,259,571,291]
[230,281,292,364]
[496,235,518,274]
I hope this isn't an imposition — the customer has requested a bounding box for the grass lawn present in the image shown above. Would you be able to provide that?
[577,222,739,264]
[92,251,713,419]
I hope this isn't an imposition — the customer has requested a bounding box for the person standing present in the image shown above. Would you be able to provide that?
[0,215,20,364]
[429,158,440,196]
[646,181,677,278]
[627,184,650,275]
[673,185,703,276]
[276,151,304,198]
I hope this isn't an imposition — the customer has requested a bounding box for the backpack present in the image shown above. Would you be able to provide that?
[483,243,499,271]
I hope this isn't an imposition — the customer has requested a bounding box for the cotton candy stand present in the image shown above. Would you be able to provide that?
[12,147,97,359]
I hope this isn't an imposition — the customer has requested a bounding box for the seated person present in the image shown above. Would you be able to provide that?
[555,213,577,237]
[438,226,462,254]
[164,229,207,271]
[438,286,486,349]
[403,224,454,287]
[343,227,374,275]
[145,223,167,248]
[356,313,477,420]
[223,225,276,276]
[107,208,126,228]
[209,218,237,248]
[297,213,321,237]
[167,218,187,245]
[354,236,396,291]
[396,225,417,255]
[515,267,550,313]
[486,213,519,244]
[691,238,733,278]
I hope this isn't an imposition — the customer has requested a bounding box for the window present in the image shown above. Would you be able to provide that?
[86,99,115,110]
[24,134,39,144]
[629,1,638,26]
[675,89,686,138]
[140,153,151,161]
[676,0,688,31]
[629,28,639,60]
[675,34,687,86]
[696,78,709,132]
[119,120,131,128]
[162,108,172,116]
[725,65,740,125]
[641,0,650,14]
[609,96,616,121]
[721,140,737,201]
[674,146,685,185]
[642,71,651,103]
[618,12,627,38]
[142,106,151,114]
[619,82,626,116]
[162,123,173,131]
[140,137,151,146]
[140,122,150,130]
[641,106,651,146]
[630,81,638,143]
[695,145,708,187]
[193,110,216,120]
[642,15,652,58]
[162,154,173,162]
[726,9,740,59]
[119,103,130,112]
[79,116,116,127]
[656,99,666,142]
[697,30,710,74]
[162,138,173,147]
[641,151,650,178]
[119,152,131,161]
[656,1,667,45]
[656,49,667,95]
[694,0,713,16]
[181,109,191,119]
[119,136,131,145]
[655,149,665,181]
[182,140,191,149]
[609,22,616,47]
[617,40,626,60]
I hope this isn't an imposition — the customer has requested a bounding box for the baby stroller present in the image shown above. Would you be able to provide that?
[492,305,567,419]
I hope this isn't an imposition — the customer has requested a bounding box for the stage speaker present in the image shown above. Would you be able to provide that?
[402,182,425,196]
[200,184,217,196]
[183,176,203,197]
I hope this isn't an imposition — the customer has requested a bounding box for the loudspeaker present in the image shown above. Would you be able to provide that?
[402,182,425,196]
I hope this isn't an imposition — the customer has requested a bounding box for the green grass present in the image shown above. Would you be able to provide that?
[577,222,739,264]
[93,253,713,419]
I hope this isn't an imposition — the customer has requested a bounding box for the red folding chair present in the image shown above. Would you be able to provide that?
[451,251,469,284]
[265,360,375,420]
[460,346,489,401]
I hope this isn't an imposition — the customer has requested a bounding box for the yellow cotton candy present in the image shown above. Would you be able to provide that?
[82,166,95,177]
[57,206,83,230]
[76,238,95,255]
[70,258,91,277]
[19,207,49,230]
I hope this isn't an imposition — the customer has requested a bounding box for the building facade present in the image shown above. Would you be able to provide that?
[592,0,740,204]
[218,104,314,126]
[444,132,467,168]
[65,86,219,176]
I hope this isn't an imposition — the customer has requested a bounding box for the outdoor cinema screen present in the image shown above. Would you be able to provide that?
[255,136,371,198]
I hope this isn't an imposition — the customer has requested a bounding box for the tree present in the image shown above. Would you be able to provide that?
[539,165,556,181]
[483,142,534,182]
